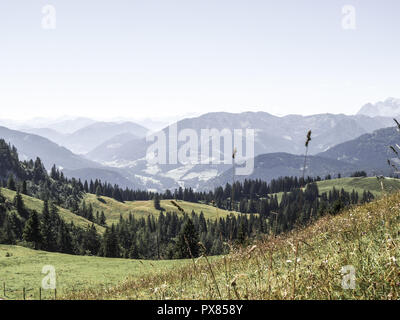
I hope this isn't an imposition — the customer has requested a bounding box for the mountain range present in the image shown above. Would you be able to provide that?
[25,121,149,154]
[0,126,144,189]
[202,152,358,190]
[81,111,394,190]
[205,126,399,189]
[318,126,399,173]
[357,97,400,118]
[1,98,400,191]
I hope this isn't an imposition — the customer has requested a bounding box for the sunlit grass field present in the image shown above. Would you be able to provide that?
[0,245,192,300]
[271,177,400,203]
[84,193,241,225]
[315,176,400,196]
[0,188,105,233]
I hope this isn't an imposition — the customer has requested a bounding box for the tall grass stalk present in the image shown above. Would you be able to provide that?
[302,130,312,185]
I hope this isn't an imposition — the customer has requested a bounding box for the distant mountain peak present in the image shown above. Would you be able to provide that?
[357,97,400,117]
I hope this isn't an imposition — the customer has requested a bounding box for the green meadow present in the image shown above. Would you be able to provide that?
[271,177,400,203]
[0,245,192,300]
[0,188,105,233]
[315,176,400,196]
[84,193,241,225]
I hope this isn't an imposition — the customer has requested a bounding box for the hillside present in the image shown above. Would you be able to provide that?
[85,133,141,161]
[83,193,241,225]
[84,177,400,225]
[0,139,26,181]
[0,126,145,190]
[0,245,191,300]
[0,126,101,171]
[317,126,399,174]
[268,177,400,204]
[61,167,140,190]
[0,188,105,233]
[315,177,400,196]
[204,153,357,190]
[64,190,400,300]
[60,121,149,154]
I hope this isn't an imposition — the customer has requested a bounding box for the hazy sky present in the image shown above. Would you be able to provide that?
[0,0,399,121]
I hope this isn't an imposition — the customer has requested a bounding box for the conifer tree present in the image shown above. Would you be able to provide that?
[153,194,161,210]
[96,185,102,198]
[175,218,200,259]
[82,224,100,255]
[100,211,106,226]
[0,214,16,244]
[23,211,42,249]
[129,242,139,259]
[41,200,57,251]
[21,180,27,195]
[101,224,120,258]
[13,191,28,219]
[56,222,74,254]
[7,174,16,191]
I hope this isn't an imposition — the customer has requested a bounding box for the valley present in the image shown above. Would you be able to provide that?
[1,98,400,301]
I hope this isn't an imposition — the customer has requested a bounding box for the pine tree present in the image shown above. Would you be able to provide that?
[87,204,94,221]
[56,222,74,254]
[13,191,28,219]
[174,218,200,259]
[7,174,16,191]
[82,224,100,255]
[153,194,161,210]
[101,225,120,258]
[129,242,139,259]
[96,185,102,198]
[0,214,16,244]
[23,211,42,249]
[100,211,106,226]
[237,219,247,244]
[21,180,28,195]
[41,200,58,251]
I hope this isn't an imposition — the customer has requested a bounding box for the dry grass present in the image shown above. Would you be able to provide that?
[62,191,400,300]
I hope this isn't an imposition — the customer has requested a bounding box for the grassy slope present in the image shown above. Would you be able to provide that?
[0,188,105,233]
[84,194,240,225]
[315,177,400,197]
[271,177,400,203]
[67,191,400,300]
[84,177,400,226]
[0,245,191,300]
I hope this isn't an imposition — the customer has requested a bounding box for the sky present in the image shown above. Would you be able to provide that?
[0,0,399,121]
